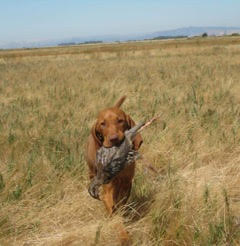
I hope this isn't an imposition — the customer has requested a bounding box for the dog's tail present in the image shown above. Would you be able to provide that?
[114,95,127,108]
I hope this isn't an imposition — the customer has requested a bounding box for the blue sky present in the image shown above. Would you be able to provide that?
[0,0,239,43]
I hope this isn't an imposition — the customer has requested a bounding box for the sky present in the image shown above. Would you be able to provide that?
[0,0,240,43]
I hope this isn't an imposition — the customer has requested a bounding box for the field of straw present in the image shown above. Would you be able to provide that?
[1,37,240,245]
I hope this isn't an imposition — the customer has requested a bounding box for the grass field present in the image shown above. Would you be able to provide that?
[1,37,240,245]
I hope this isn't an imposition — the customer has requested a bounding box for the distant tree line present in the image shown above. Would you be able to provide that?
[83,40,103,44]
[58,41,103,46]
[150,35,187,40]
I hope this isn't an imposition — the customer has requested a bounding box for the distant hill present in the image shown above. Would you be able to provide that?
[1,26,240,49]
[145,26,240,39]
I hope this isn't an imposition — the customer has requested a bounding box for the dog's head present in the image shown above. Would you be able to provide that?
[91,96,143,149]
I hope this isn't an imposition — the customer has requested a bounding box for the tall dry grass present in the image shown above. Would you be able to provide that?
[0,37,240,245]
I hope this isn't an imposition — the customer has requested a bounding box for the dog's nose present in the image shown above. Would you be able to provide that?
[109,134,118,143]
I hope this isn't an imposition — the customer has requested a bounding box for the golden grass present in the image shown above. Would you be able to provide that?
[1,37,240,245]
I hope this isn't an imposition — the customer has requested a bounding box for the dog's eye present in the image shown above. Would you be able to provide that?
[118,119,124,124]
[100,122,105,127]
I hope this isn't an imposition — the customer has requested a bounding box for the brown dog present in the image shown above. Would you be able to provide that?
[86,96,143,214]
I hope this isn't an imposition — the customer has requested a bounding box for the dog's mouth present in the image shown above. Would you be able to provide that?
[103,137,125,148]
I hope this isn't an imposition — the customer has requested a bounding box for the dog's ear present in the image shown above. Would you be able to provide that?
[126,115,143,150]
[114,95,126,108]
[91,122,103,146]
